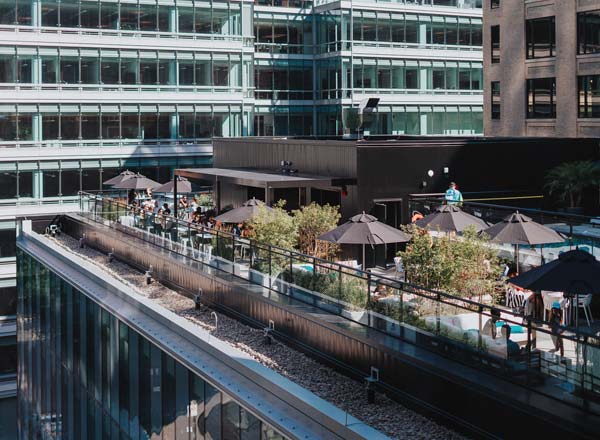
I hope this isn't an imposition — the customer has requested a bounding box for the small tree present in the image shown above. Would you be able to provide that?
[545,161,600,208]
[399,225,502,301]
[246,200,298,250]
[293,202,341,258]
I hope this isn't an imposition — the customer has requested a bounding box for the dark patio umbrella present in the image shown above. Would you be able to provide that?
[510,249,600,328]
[154,177,192,194]
[483,211,565,271]
[415,204,489,233]
[318,212,411,269]
[214,198,275,224]
[103,170,136,186]
[113,173,161,190]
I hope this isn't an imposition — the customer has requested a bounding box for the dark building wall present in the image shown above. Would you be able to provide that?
[213,138,357,178]
[357,137,600,220]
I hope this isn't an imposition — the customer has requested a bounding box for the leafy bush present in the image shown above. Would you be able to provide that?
[398,224,503,301]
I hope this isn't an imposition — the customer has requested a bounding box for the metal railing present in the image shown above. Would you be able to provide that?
[78,192,600,413]
[408,194,600,260]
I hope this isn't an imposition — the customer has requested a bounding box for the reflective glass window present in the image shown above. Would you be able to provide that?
[43,170,60,197]
[0,54,15,83]
[121,113,139,138]
[80,1,99,28]
[101,59,119,84]
[100,3,118,29]
[61,114,80,140]
[140,61,157,85]
[42,114,59,140]
[0,172,17,198]
[0,0,16,24]
[81,57,99,84]
[60,56,79,84]
[61,169,81,196]
[42,56,59,83]
[101,113,120,138]
[17,114,33,140]
[527,77,556,119]
[81,113,100,139]
[41,0,59,26]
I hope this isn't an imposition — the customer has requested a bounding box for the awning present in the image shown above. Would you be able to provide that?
[175,167,355,189]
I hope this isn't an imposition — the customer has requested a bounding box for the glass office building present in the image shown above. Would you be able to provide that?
[254,0,483,136]
[16,249,288,439]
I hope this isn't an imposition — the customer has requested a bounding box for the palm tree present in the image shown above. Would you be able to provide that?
[545,161,600,208]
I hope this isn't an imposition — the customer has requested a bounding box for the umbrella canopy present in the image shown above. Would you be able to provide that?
[483,211,564,245]
[214,198,275,224]
[318,212,411,269]
[154,177,192,194]
[103,170,136,186]
[113,173,161,190]
[509,249,600,295]
[415,204,489,233]
[318,212,411,245]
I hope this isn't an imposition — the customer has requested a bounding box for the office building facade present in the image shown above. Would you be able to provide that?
[254,0,483,136]
[484,0,600,137]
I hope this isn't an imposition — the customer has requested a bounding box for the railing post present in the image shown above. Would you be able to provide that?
[338,265,342,301]
[436,292,441,334]
[367,272,372,328]
[268,244,272,289]
[289,252,293,286]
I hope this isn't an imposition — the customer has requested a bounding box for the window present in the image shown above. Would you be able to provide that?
[0,228,15,258]
[578,75,600,118]
[491,25,500,63]
[578,11,600,54]
[491,81,500,119]
[491,0,500,8]
[527,77,556,119]
[526,17,555,59]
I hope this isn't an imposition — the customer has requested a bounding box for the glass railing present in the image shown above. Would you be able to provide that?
[78,192,600,414]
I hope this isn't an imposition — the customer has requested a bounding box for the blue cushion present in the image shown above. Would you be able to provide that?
[495,321,524,334]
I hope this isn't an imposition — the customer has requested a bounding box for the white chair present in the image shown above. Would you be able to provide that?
[577,294,593,327]
[393,256,404,279]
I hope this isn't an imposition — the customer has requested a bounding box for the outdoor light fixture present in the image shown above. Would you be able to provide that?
[195,289,202,310]
[443,167,450,177]
[427,170,434,177]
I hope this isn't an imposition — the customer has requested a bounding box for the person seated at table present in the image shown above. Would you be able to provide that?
[162,203,171,216]
[549,303,564,357]
[501,324,521,357]
[179,195,188,211]
[482,308,501,339]
[232,222,242,237]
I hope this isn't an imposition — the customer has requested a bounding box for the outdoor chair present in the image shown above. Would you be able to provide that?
[577,294,593,327]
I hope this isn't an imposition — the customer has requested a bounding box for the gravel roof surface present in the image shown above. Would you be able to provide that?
[51,234,467,440]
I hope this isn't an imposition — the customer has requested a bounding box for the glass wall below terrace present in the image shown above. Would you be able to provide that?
[17,250,288,440]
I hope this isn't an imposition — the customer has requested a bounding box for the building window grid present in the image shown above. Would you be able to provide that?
[0,0,243,36]
[349,11,482,48]
[17,251,289,440]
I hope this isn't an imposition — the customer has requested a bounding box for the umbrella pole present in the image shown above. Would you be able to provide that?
[362,244,366,270]
[515,244,519,274]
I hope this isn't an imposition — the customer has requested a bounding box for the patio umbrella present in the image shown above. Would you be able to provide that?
[154,176,193,194]
[103,170,136,186]
[214,198,275,224]
[415,204,489,233]
[318,212,411,269]
[482,211,565,271]
[113,173,161,190]
[510,249,600,328]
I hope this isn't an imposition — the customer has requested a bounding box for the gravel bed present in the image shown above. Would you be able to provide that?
[51,234,466,440]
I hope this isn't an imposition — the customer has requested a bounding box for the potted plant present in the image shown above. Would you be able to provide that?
[545,161,600,214]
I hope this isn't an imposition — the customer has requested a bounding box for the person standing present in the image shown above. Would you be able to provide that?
[445,182,463,205]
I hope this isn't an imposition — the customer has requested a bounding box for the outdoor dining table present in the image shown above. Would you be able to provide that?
[541,290,570,326]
